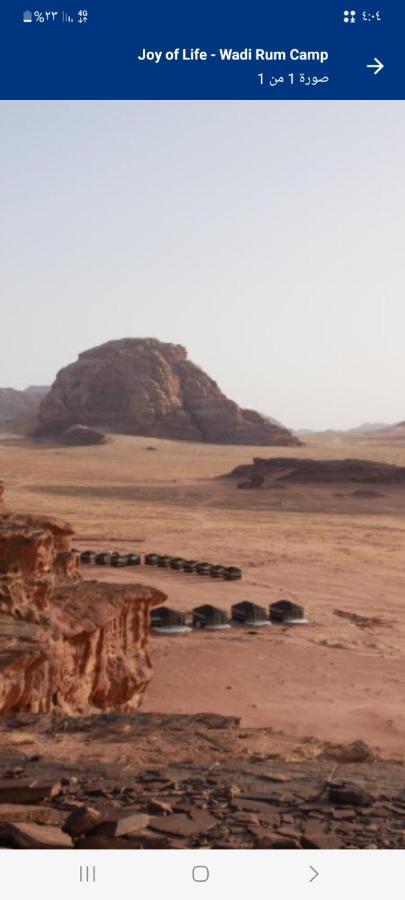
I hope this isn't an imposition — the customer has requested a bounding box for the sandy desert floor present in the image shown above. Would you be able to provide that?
[1,432,405,760]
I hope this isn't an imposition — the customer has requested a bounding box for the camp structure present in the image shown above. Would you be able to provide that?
[126,553,141,566]
[170,557,186,570]
[269,599,308,625]
[231,601,271,627]
[196,561,212,576]
[145,553,159,566]
[80,550,95,564]
[150,606,192,635]
[223,566,242,581]
[210,565,226,578]
[94,551,112,566]
[192,604,231,631]
[183,560,198,573]
[110,553,129,567]
[157,555,172,568]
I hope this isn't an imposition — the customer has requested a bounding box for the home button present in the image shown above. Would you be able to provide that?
[192,866,209,883]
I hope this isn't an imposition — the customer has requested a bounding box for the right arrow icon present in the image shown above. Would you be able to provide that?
[367,57,384,75]
[309,865,319,883]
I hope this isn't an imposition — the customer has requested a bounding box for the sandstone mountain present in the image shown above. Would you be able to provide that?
[35,338,299,446]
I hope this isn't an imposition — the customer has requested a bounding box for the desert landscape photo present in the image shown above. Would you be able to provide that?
[0,100,404,850]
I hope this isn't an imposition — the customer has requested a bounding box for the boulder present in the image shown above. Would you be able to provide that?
[58,425,108,446]
[35,338,299,446]
[6,822,73,849]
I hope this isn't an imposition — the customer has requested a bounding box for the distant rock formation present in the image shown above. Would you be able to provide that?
[35,338,300,447]
[24,385,49,400]
[59,425,108,446]
[0,388,37,431]
[0,484,165,715]
[0,386,49,434]
[222,457,405,486]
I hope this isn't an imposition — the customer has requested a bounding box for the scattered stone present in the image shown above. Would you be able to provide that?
[75,834,149,850]
[0,804,67,826]
[7,822,73,849]
[322,739,376,762]
[258,773,291,784]
[302,826,341,850]
[91,813,150,839]
[224,784,241,799]
[332,808,357,820]
[3,767,25,779]
[256,835,301,849]
[148,799,173,815]
[150,810,217,838]
[64,806,103,838]
[328,784,373,807]
[333,612,387,632]
[0,780,61,805]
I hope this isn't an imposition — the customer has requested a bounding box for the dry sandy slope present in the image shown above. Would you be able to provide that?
[1,433,405,758]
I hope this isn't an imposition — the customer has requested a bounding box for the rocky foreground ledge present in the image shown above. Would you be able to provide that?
[0,713,404,850]
[0,480,165,715]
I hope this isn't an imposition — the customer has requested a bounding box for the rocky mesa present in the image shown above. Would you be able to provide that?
[0,484,165,716]
[35,338,300,446]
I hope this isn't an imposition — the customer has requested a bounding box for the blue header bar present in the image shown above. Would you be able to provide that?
[0,0,403,99]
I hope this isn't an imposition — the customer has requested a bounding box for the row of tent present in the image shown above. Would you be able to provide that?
[150,600,308,633]
[78,550,242,580]
[79,550,141,567]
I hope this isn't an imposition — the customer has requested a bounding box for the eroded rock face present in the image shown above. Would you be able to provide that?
[0,512,79,617]
[0,486,165,715]
[35,338,300,446]
[0,525,55,619]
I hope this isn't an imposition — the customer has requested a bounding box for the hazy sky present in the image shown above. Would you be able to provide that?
[1,101,403,430]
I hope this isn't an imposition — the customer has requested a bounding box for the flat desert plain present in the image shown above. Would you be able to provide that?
[1,432,405,760]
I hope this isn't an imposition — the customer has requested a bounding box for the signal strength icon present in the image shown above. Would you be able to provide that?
[62,11,74,22]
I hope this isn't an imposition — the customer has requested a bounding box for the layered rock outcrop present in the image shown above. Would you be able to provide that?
[223,457,405,485]
[0,486,165,715]
[35,338,300,446]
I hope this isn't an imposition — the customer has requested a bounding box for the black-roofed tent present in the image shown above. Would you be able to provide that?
[269,600,308,624]
[150,606,192,634]
[232,601,270,626]
[192,604,231,630]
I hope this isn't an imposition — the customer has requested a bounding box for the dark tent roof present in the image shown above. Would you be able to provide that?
[269,599,305,622]
[232,601,268,622]
[150,606,186,627]
[192,604,229,625]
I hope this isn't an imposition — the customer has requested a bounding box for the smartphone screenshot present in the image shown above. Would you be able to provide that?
[0,1,404,896]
